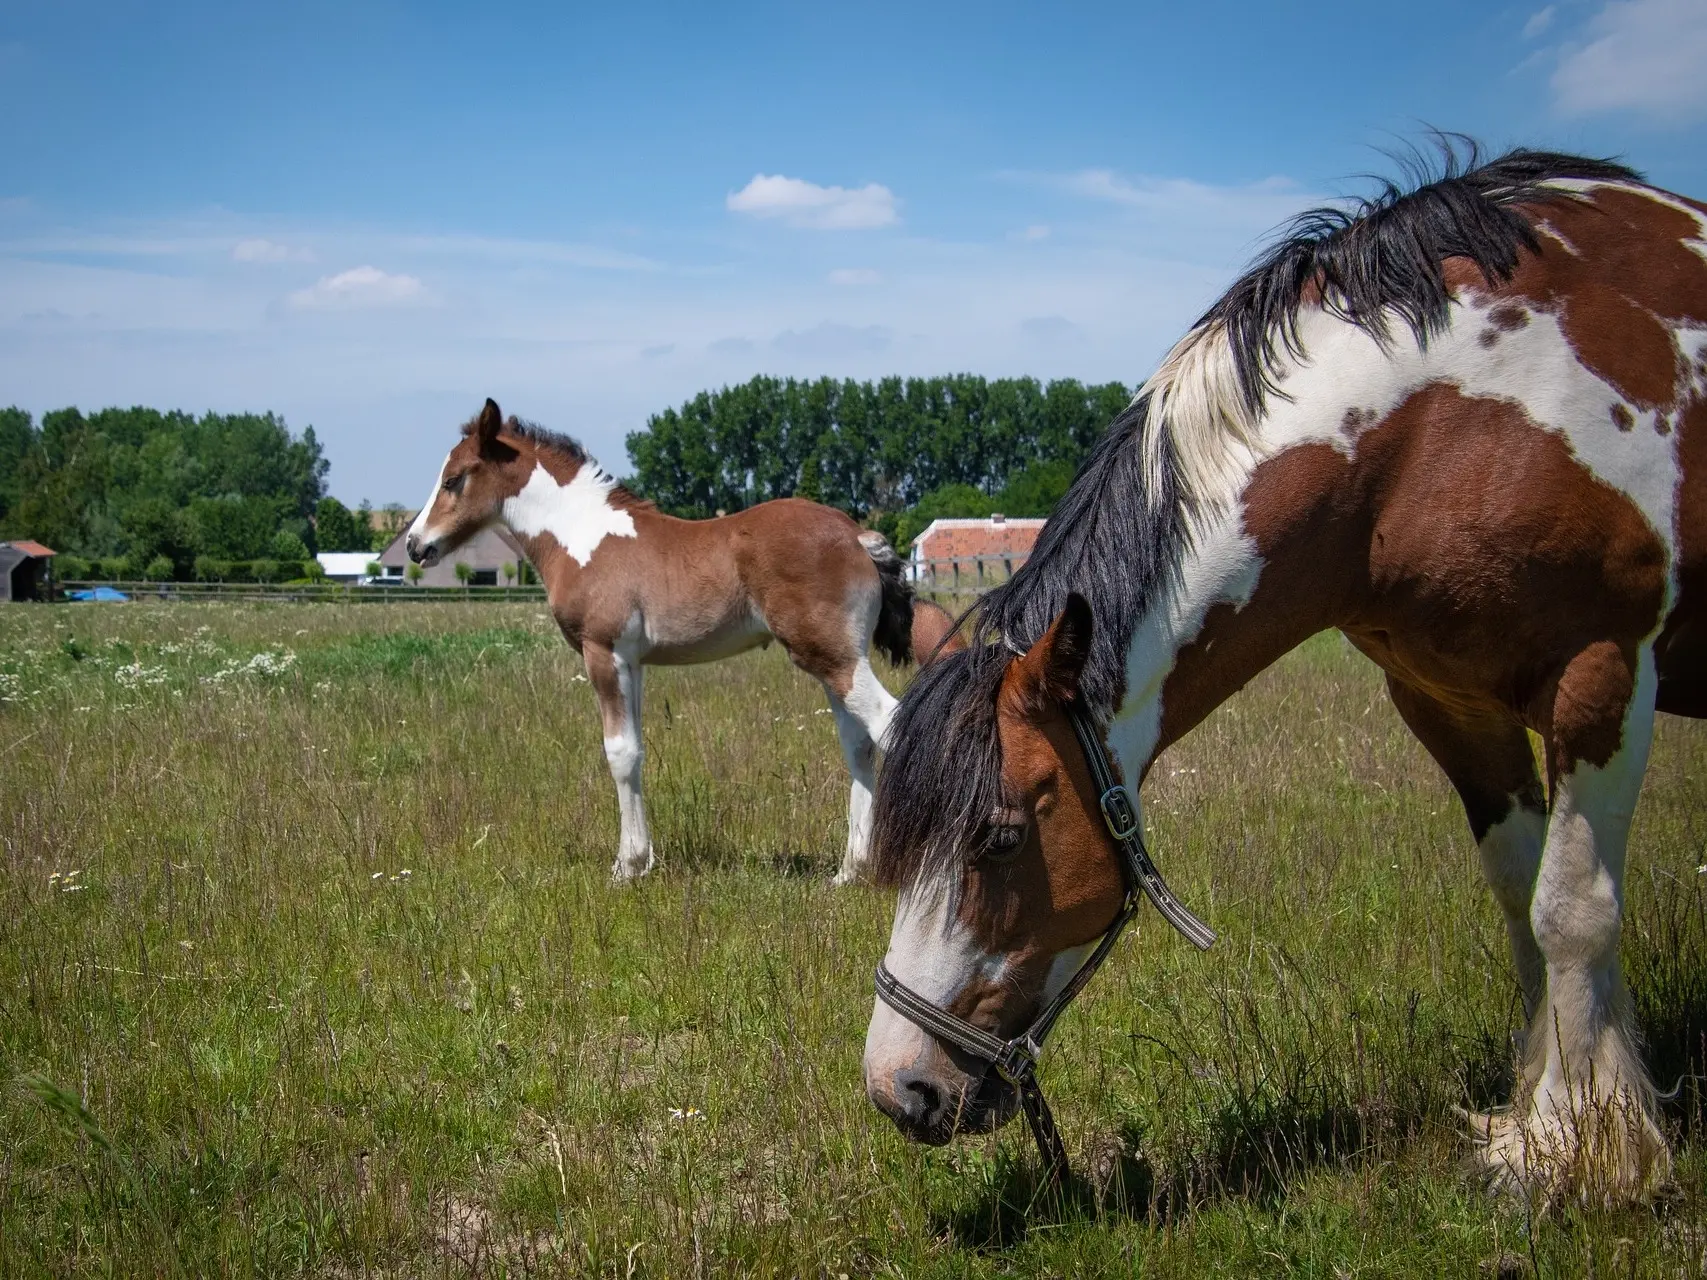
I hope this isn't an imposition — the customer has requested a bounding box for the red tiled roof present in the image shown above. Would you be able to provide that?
[913,519,1044,563]
[6,540,55,557]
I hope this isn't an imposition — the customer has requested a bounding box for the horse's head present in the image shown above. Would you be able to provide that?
[405,398,530,567]
[863,594,1130,1143]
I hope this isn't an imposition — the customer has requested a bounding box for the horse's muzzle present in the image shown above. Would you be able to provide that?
[870,1065,1018,1145]
[405,533,441,567]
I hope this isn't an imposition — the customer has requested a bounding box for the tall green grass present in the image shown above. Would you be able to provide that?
[2,603,1704,1276]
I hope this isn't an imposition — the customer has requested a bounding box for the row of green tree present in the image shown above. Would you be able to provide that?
[0,406,401,581]
[625,374,1129,547]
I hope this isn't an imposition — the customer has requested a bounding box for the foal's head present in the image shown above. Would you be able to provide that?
[863,595,1131,1143]
[405,399,533,566]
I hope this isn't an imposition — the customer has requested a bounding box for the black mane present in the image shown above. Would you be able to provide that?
[871,140,1643,889]
[1204,140,1638,420]
[468,413,652,506]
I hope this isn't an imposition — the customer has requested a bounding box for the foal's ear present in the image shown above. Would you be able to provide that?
[475,398,503,444]
[1019,593,1094,705]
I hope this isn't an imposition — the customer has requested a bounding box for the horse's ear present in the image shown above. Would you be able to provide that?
[1020,593,1093,705]
[475,398,503,444]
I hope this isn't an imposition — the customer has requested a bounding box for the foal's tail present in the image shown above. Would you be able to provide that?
[858,530,915,666]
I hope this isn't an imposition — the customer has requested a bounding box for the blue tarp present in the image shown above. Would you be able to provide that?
[67,586,129,602]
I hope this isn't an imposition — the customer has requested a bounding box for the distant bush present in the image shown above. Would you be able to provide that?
[143,555,174,582]
[56,554,91,581]
[99,557,130,581]
[270,530,311,562]
[224,561,254,583]
[251,559,282,583]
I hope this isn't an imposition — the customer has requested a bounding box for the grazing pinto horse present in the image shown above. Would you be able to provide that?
[862,148,1707,1204]
[406,399,918,884]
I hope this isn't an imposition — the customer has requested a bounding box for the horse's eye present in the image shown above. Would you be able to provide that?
[443,472,466,496]
[982,821,1027,861]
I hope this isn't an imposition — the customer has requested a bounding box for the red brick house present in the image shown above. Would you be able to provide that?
[908,516,1046,590]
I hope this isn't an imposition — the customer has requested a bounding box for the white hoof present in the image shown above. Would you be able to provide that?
[1465,1087,1670,1207]
[610,851,656,883]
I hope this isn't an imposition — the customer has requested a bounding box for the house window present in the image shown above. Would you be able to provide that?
[471,569,498,586]
[385,565,403,577]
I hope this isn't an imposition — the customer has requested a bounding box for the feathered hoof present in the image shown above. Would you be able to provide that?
[1462,1091,1671,1209]
[609,852,656,883]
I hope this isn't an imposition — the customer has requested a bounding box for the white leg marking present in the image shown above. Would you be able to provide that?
[1475,647,1669,1202]
[842,655,898,749]
[828,695,878,886]
[605,652,654,881]
[1479,801,1548,1017]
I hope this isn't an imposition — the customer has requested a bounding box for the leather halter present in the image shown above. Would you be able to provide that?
[874,692,1215,1182]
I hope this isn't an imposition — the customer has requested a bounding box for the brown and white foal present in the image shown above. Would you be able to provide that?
[864,149,1707,1204]
[406,399,917,884]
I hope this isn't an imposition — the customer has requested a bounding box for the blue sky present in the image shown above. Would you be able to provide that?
[3,0,1705,504]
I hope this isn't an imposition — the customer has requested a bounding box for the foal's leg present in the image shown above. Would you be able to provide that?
[1479,642,1668,1202]
[826,687,879,887]
[583,642,655,881]
[1385,677,1547,1015]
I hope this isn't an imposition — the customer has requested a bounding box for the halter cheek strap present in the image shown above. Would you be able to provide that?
[873,699,1214,1183]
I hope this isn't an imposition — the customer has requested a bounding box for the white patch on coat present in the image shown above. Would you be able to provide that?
[503,461,637,566]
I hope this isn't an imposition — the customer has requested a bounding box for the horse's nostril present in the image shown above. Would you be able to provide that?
[894,1068,945,1131]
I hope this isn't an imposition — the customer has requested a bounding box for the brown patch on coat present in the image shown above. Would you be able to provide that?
[1612,403,1635,432]
[1490,303,1531,332]
[1151,384,1670,779]
[1500,188,1707,409]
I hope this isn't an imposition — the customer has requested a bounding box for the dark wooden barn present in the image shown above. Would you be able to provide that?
[0,541,56,602]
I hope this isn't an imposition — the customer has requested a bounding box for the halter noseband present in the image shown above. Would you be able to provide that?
[874,675,1215,1183]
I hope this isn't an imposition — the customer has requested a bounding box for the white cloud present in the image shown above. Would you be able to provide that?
[726,175,899,230]
[397,233,660,271]
[1018,224,1051,242]
[232,238,315,263]
[1058,170,1307,222]
[1552,0,1707,120]
[773,322,893,357]
[288,265,425,309]
[1524,5,1557,38]
[827,267,880,285]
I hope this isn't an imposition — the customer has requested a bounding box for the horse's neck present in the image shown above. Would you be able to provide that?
[1109,318,1395,782]
[498,452,644,606]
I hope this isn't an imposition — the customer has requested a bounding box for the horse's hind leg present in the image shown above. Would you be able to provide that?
[584,641,655,881]
[1481,644,1666,1203]
[827,692,879,887]
[817,656,897,886]
[1386,677,1547,1015]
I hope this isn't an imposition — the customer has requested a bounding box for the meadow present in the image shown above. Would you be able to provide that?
[3,600,1706,1277]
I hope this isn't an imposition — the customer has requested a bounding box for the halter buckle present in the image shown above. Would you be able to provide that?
[992,1036,1041,1086]
[1099,784,1141,841]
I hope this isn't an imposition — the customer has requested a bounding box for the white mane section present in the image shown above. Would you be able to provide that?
[1137,322,1268,518]
[503,460,637,566]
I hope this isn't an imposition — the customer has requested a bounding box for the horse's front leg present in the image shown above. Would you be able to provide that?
[1477,641,1668,1204]
[584,642,655,881]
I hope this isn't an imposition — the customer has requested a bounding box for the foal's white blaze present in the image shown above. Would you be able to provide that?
[406,449,457,550]
[503,461,637,566]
